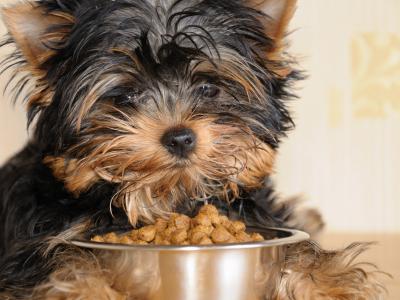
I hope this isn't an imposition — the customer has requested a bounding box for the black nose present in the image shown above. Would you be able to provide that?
[161,128,196,158]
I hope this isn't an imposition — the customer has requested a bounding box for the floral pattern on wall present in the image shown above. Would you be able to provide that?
[352,33,400,118]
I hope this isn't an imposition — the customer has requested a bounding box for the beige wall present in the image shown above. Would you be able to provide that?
[0,1,399,232]
[275,0,400,232]
[0,2,27,164]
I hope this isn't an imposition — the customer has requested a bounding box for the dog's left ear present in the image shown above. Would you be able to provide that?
[1,3,73,69]
[246,0,297,76]
[247,0,297,51]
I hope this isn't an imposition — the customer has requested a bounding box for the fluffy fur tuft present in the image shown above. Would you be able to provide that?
[277,241,388,300]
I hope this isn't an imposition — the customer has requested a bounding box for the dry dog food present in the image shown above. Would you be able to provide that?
[91,205,264,245]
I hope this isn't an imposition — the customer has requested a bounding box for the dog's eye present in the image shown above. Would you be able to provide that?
[115,89,142,106]
[197,84,220,99]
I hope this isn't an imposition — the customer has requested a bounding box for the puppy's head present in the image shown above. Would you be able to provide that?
[2,0,299,224]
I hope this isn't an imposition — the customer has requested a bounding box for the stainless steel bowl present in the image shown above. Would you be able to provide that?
[72,227,309,300]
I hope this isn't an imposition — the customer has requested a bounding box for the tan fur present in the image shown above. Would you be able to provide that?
[275,242,388,300]
[43,220,91,256]
[1,3,73,66]
[32,252,126,300]
[26,86,54,110]
[33,247,160,300]
[48,101,275,225]
[2,3,73,110]
[43,156,100,197]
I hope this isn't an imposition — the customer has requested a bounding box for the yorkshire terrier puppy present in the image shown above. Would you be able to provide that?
[0,0,385,299]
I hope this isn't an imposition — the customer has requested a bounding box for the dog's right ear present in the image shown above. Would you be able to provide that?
[1,3,74,68]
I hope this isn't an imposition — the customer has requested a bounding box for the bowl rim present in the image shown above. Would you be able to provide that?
[71,227,310,252]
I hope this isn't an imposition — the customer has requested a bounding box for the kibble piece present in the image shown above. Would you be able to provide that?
[211,225,234,243]
[104,232,119,243]
[209,213,221,226]
[219,215,232,228]
[189,230,208,244]
[168,214,187,228]
[250,233,264,242]
[154,234,164,244]
[199,205,220,225]
[192,213,212,227]
[91,235,104,243]
[130,230,139,240]
[154,218,168,232]
[138,225,156,242]
[162,226,177,240]
[198,236,213,245]
[167,213,179,227]
[235,231,252,242]
[170,229,188,245]
[228,221,246,234]
[119,235,135,245]
[171,214,191,230]
[199,204,219,216]
[136,240,149,245]
[191,225,213,235]
[159,239,171,245]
